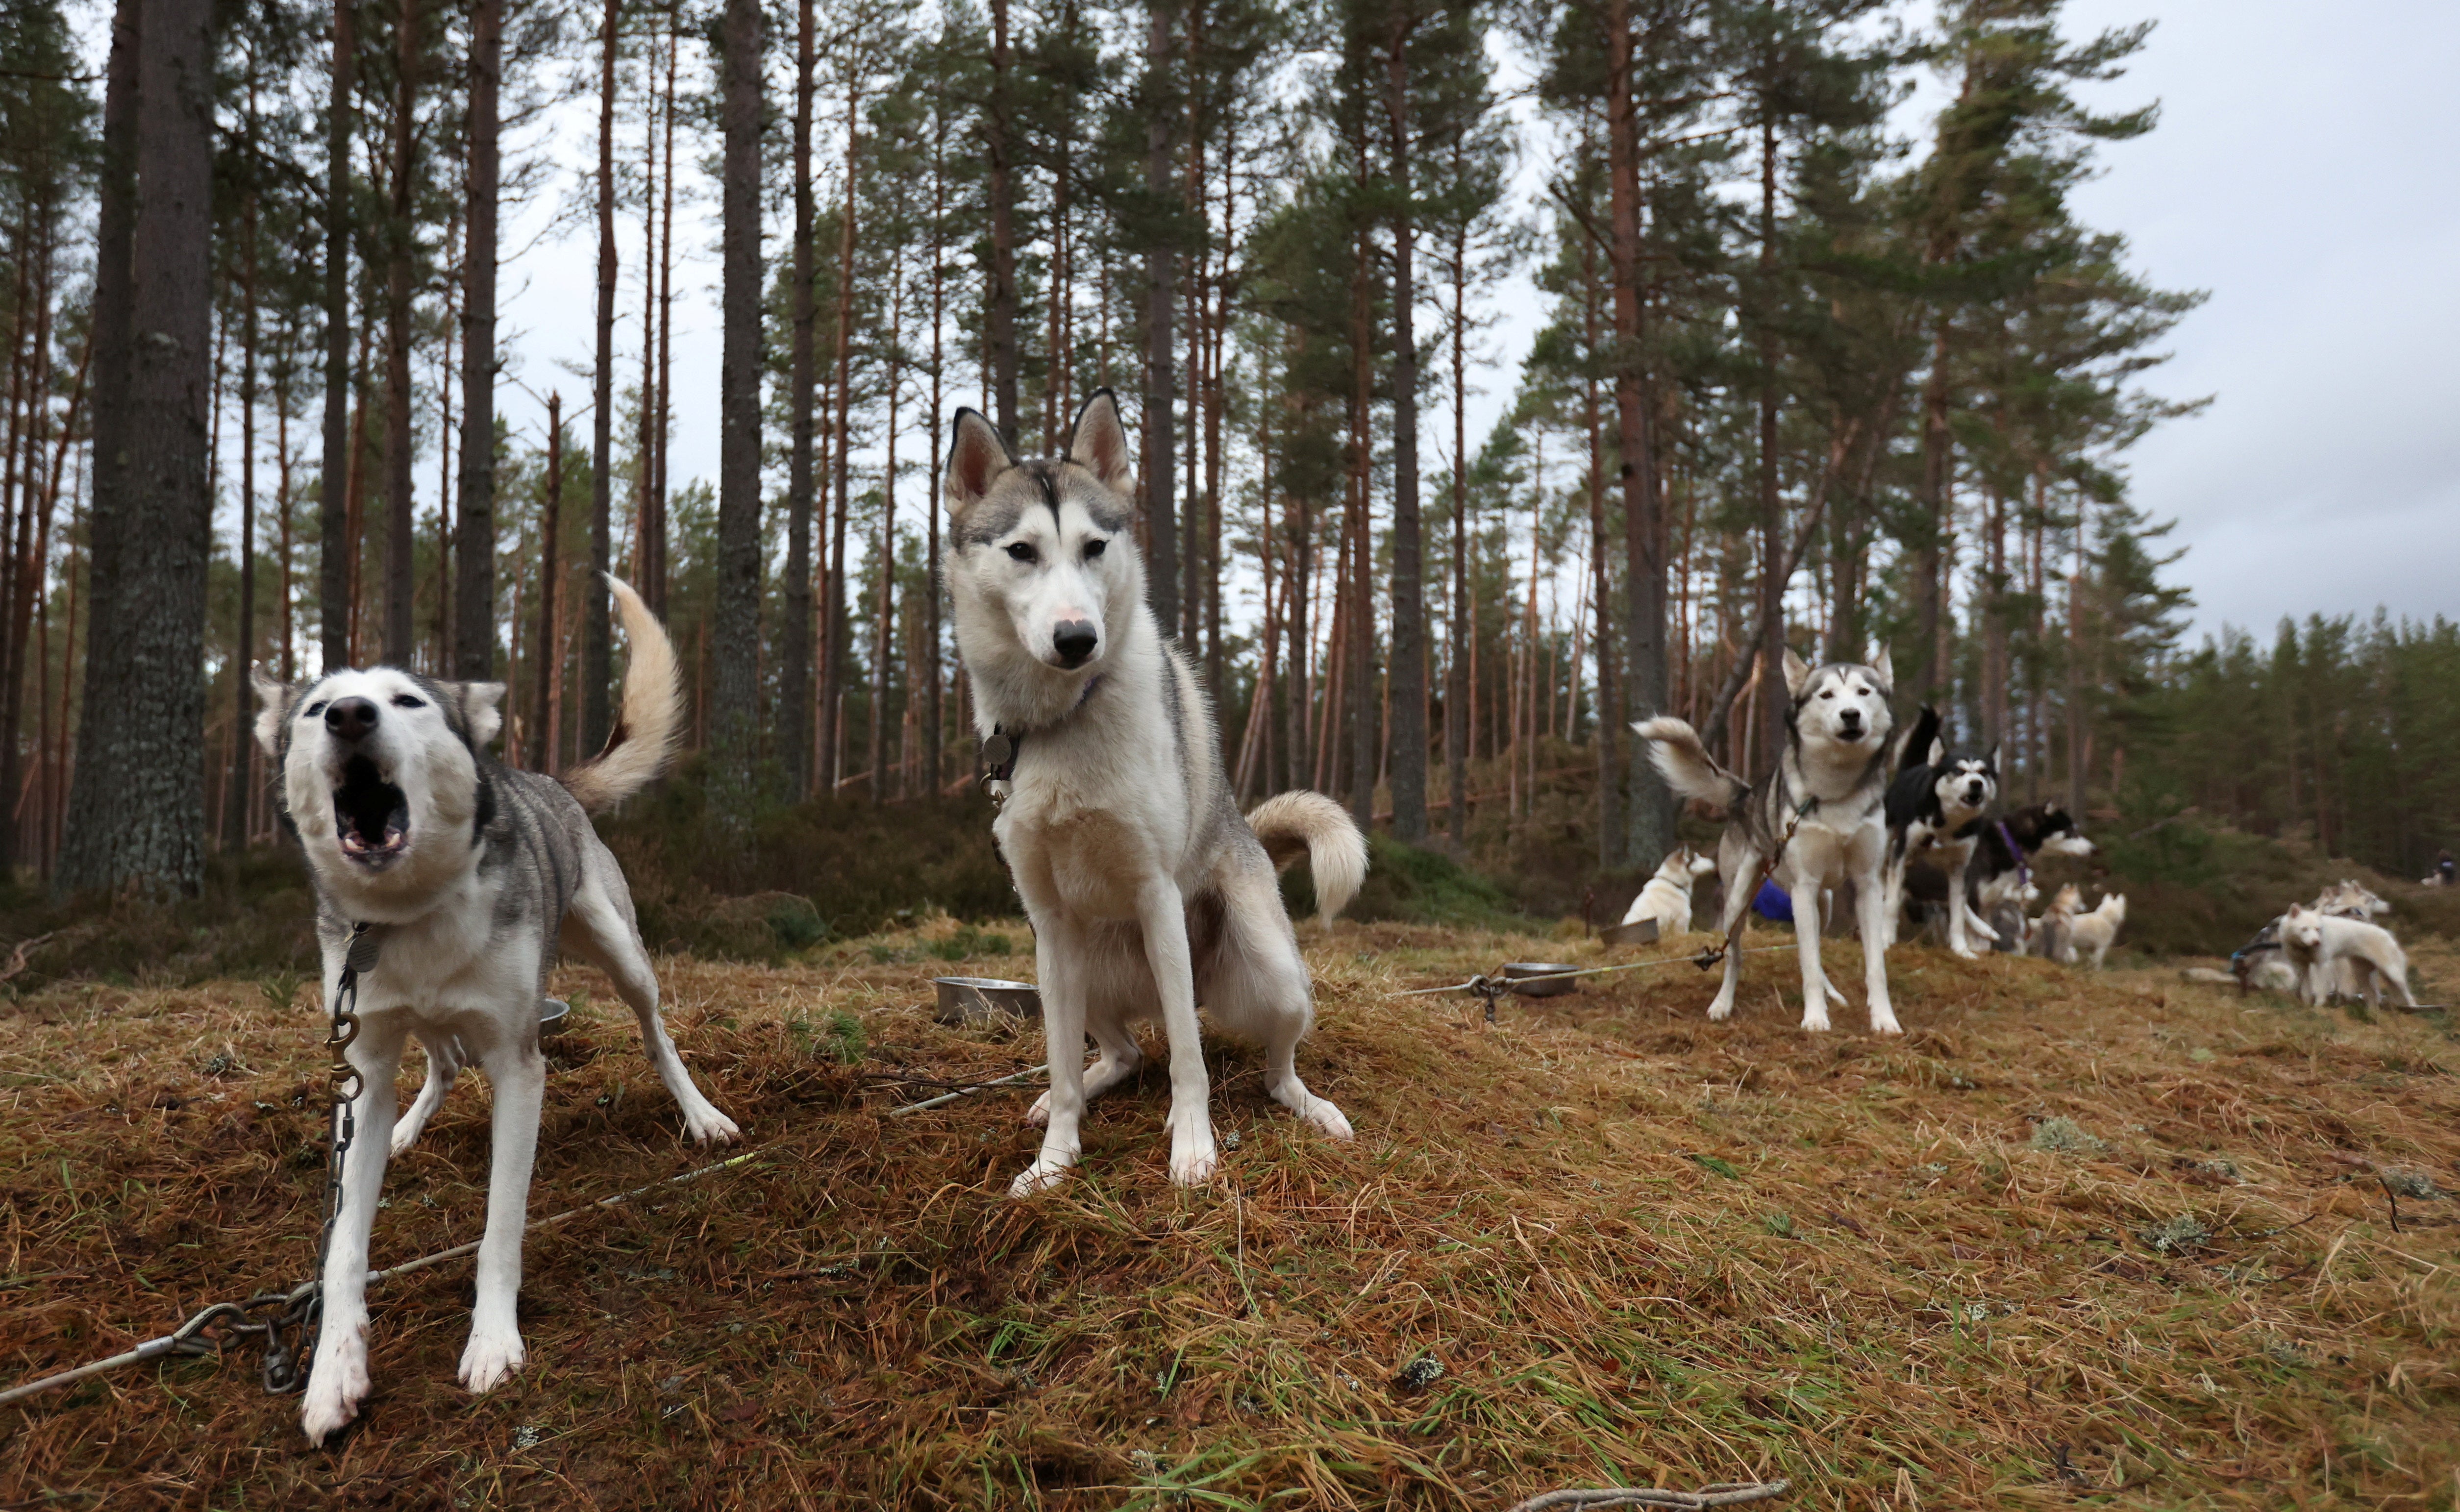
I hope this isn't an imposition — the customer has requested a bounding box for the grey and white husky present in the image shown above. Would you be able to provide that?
[943,389,1367,1196]
[252,578,738,1445]
[1634,648,1902,1034]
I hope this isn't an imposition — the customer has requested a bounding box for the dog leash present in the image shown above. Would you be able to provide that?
[1694,797,1821,975]
[980,675,1104,807]
[1993,821,2029,893]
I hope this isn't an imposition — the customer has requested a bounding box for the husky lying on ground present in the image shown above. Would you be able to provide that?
[1881,707,2000,957]
[2280,903,2417,1008]
[943,390,1366,1195]
[1635,648,1901,1034]
[253,579,738,1445]
[1620,846,1719,936]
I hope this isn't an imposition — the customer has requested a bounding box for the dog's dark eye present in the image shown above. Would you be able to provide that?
[391,694,425,709]
[1819,690,1836,699]
[304,701,328,718]
[1006,542,1038,563]
[1084,538,1107,559]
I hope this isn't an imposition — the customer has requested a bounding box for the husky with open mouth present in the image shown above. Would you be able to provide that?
[1880,706,2001,957]
[253,577,738,1445]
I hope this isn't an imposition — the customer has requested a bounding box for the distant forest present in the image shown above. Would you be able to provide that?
[3,0,2453,898]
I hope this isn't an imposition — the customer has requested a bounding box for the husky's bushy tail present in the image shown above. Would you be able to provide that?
[1631,716,1750,811]
[1247,792,1368,926]
[562,576,683,815]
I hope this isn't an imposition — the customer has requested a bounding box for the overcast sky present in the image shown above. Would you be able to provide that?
[395,0,2460,649]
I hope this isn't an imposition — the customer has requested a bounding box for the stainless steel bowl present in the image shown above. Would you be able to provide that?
[538,997,572,1033]
[934,977,1041,1026]
[1501,962,1581,997]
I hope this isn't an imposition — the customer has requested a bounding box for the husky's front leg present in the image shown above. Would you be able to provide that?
[1013,913,1087,1195]
[459,1035,546,1394]
[1138,879,1216,1186]
[1945,852,1994,958]
[1790,876,1840,1031]
[300,1011,406,1446]
[1855,871,1903,1035]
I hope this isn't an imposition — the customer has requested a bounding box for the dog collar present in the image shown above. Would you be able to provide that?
[982,675,1104,803]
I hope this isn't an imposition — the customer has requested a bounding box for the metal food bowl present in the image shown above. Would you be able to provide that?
[538,998,572,1033]
[1599,917,1662,947]
[934,977,1041,1027]
[1501,962,1581,997]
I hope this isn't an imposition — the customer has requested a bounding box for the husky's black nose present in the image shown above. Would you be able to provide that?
[1052,620,1099,668]
[1838,708,1863,735]
[326,696,380,742]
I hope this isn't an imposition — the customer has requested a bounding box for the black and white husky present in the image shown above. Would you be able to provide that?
[943,390,1367,1196]
[1881,706,2001,957]
[1634,649,1902,1034]
[252,579,738,1445]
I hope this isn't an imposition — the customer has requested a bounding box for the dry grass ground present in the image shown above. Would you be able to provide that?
[3,916,2457,1510]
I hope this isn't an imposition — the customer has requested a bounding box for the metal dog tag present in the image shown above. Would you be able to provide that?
[344,926,384,976]
[982,731,1015,770]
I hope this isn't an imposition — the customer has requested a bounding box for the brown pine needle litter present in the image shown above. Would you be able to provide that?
[4,914,2458,1508]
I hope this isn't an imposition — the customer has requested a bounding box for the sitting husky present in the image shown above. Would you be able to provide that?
[2280,903,2417,1008]
[943,391,1366,1195]
[2039,885,2126,968]
[1634,648,1901,1034]
[1620,846,1718,936]
[253,578,739,1445]
[1881,706,2000,957]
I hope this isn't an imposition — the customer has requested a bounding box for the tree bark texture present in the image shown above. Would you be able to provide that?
[318,0,353,672]
[583,0,617,749]
[710,0,765,799]
[1381,15,1426,843]
[453,0,501,680]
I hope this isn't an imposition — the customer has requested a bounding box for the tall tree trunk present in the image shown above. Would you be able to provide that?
[870,273,901,804]
[226,118,260,848]
[1345,223,1374,827]
[1606,0,1668,869]
[631,18,658,598]
[1141,0,1177,636]
[1445,151,1468,849]
[1382,16,1426,843]
[780,0,816,797]
[453,0,501,679]
[58,0,213,897]
[531,393,562,768]
[650,17,677,615]
[987,0,1018,441]
[1,189,60,868]
[1754,113,1785,777]
[583,0,617,749]
[319,0,354,671]
[710,0,765,801]
[380,0,417,665]
[1913,314,1950,698]
[924,111,945,794]
[820,83,859,792]
[1581,220,1617,871]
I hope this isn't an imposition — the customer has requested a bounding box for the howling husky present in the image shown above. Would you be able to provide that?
[1881,706,2001,957]
[1634,649,1901,1033]
[943,390,1367,1196]
[253,579,738,1445]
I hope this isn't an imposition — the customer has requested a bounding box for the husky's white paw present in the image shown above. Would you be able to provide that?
[1009,1157,1072,1197]
[458,1328,527,1394]
[1868,1012,1904,1036]
[1706,996,1738,1023]
[388,1125,423,1158]
[680,1102,741,1146]
[299,1325,371,1445]
[1799,1011,1833,1033]
[1297,1097,1354,1140]
[1024,1091,1051,1127]
[1168,1141,1218,1187]
[1948,942,1983,961]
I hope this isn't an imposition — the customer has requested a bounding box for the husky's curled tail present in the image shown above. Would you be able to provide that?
[1246,791,1368,926]
[562,576,684,815]
[1633,715,1750,811]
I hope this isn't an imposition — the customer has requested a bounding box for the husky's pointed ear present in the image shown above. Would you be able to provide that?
[943,408,1014,517]
[1926,736,1946,768]
[1983,741,2000,770]
[457,682,507,749]
[1781,646,1812,699]
[251,666,296,758]
[1865,644,1893,695]
[1064,388,1135,493]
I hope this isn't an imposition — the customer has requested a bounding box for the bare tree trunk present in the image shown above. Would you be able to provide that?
[631,16,658,596]
[1754,114,1785,777]
[531,393,561,768]
[820,80,860,792]
[451,0,500,678]
[378,0,417,665]
[1445,150,1469,849]
[780,0,816,797]
[1913,315,1950,698]
[1141,0,1177,635]
[869,271,902,805]
[319,0,354,673]
[1607,0,1668,869]
[583,0,617,749]
[710,0,765,801]
[1344,223,1374,827]
[924,110,945,794]
[651,17,677,614]
[1581,219,1617,871]
[59,0,213,896]
[225,115,260,848]
[987,0,1018,440]
[1382,15,1426,843]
